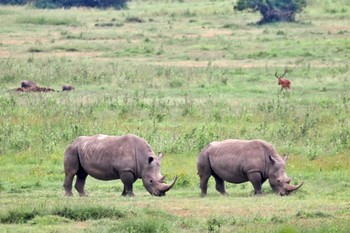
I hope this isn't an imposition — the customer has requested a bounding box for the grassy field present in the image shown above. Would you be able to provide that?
[0,0,350,232]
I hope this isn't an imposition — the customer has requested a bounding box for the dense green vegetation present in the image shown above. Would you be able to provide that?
[0,0,349,232]
[0,0,128,9]
[234,0,307,24]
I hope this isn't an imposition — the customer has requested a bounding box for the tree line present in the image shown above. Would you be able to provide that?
[0,0,128,9]
[0,0,306,24]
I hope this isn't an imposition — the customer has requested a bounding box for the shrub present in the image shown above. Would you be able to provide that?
[234,0,307,24]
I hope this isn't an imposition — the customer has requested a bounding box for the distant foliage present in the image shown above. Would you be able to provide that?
[234,0,307,24]
[0,0,26,4]
[0,0,129,9]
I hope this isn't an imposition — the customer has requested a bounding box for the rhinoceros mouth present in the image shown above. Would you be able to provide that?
[150,177,177,196]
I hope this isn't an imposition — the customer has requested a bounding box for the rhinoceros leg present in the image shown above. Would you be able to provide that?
[120,171,136,197]
[247,172,263,195]
[212,173,228,195]
[63,147,79,196]
[75,168,88,197]
[199,174,210,197]
[63,174,74,196]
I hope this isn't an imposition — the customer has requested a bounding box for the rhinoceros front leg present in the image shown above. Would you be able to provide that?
[247,172,263,195]
[120,171,136,197]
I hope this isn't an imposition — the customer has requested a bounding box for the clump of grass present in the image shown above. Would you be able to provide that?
[95,22,123,27]
[28,215,71,225]
[206,216,237,233]
[296,210,332,219]
[125,16,144,23]
[28,47,45,53]
[0,206,126,224]
[16,15,79,26]
[118,217,170,233]
[206,218,222,233]
[53,206,126,221]
[0,209,39,224]
[222,23,239,29]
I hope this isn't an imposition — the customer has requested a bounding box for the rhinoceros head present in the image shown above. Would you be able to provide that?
[142,153,177,196]
[268,155,303,196]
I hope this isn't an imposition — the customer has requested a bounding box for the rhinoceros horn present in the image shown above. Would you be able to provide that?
[158,177,178,193]
[285,181,304,193]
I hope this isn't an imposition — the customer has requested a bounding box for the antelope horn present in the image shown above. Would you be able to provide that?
[275,71,279,78]
[285,181,304,192]
[281,70,287,77]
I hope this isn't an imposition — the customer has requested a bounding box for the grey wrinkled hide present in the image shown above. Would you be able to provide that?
[197,139,303,196]
[64,134,176,197]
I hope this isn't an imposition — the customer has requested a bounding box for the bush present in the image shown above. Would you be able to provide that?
[0,0,26,5]
[234,0,307,24]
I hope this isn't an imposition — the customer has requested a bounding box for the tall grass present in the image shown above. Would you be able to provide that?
[16,15,79,26]
[0,0,350,232]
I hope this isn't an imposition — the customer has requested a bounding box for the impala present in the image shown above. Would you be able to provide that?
[275,71,291,91]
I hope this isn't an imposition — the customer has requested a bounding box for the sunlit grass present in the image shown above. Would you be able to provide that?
[0,0,349,232]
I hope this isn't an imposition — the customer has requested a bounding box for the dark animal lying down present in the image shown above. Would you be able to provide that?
[62,85,75,91]
[17,80,56,92]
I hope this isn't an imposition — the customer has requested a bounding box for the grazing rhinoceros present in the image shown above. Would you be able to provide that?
[63,134,177,197]
[197,139,303,196]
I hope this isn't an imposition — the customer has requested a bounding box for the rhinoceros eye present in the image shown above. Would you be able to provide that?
[150,179,153,183]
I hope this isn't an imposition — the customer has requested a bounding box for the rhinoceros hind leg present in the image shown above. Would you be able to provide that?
[199,174,210,197]
[120,171,135,197]
[75,168,88,197]
[212,173,228,195]
[63,174,75,196]
[247,172,263,195]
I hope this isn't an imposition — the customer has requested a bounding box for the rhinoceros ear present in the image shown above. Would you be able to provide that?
[269,155,278,165]
[148,157,154,164]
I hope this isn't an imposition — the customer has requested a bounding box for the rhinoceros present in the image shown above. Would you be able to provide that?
[63,134,177,197]
[197,139,303,196]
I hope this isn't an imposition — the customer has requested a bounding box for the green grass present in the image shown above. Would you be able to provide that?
[0,0,350,232]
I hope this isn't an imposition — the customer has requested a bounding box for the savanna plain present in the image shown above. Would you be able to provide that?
[0,0,349,232]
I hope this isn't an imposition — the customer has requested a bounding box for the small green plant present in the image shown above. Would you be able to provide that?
[120,218,169,233]
[206,218,222,233]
